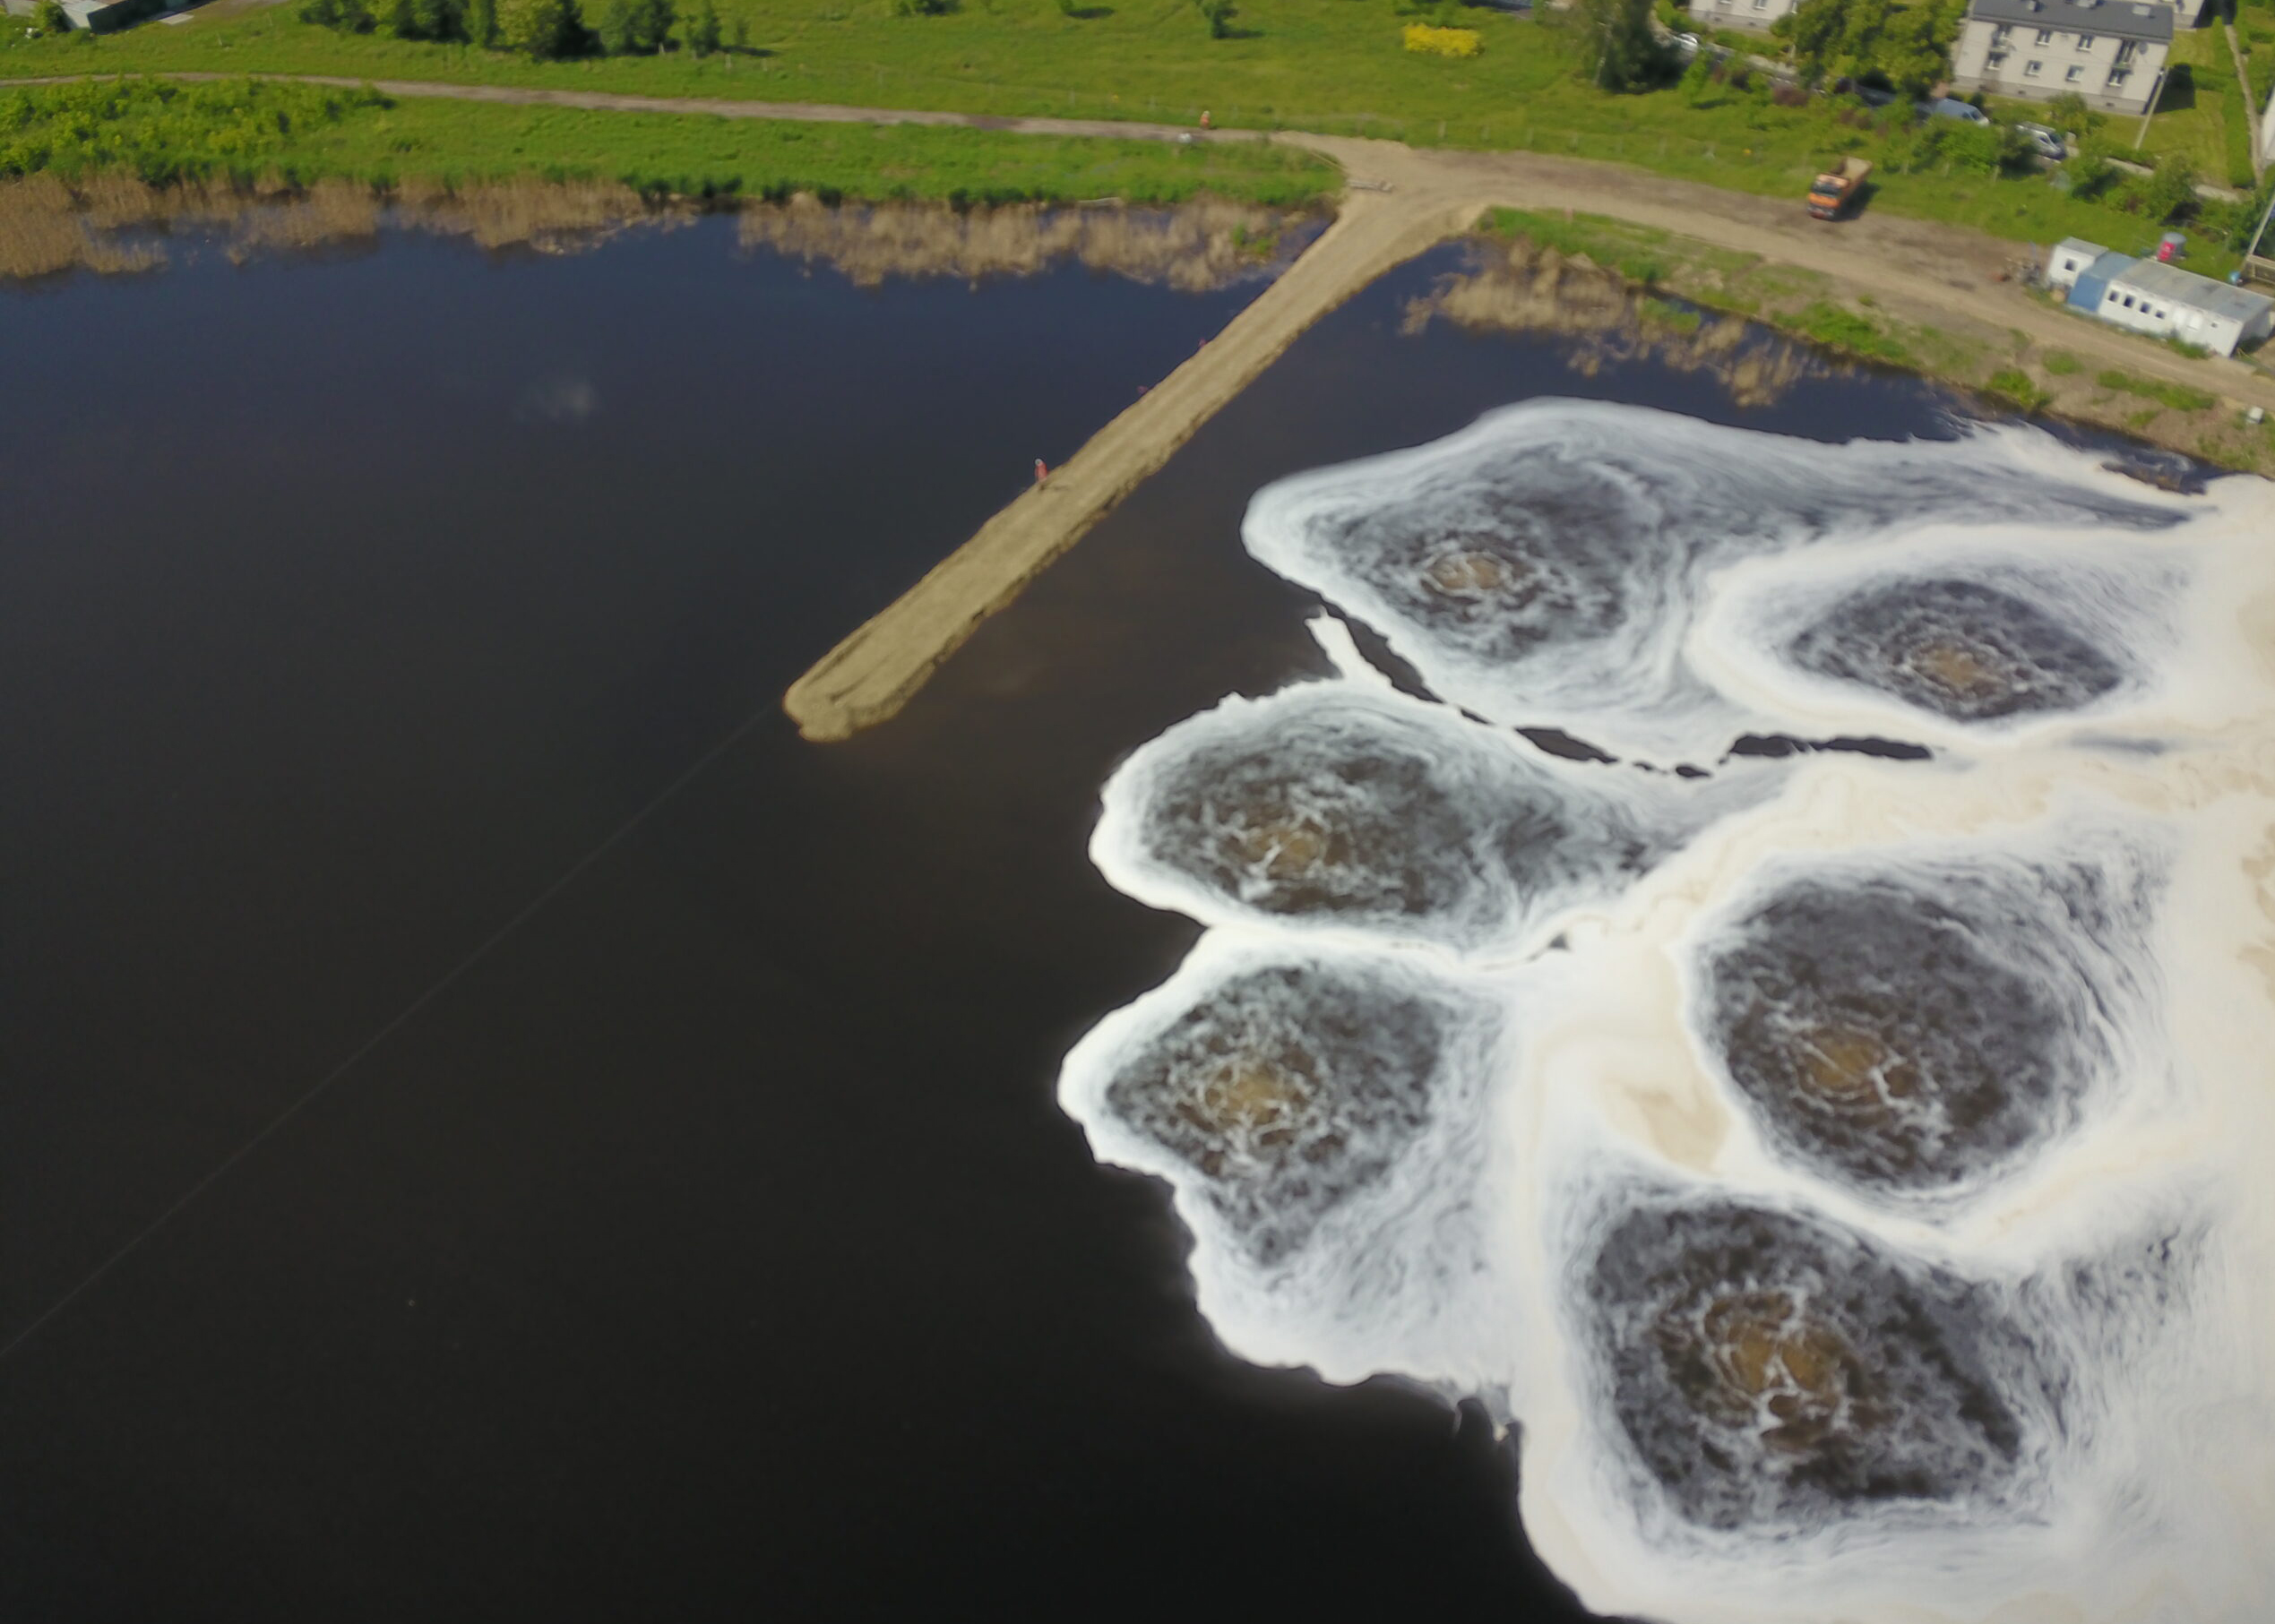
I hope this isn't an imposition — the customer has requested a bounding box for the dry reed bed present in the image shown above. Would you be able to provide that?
[1407,238,1816,408]
[0,175,685,280]
[737,196,1308,290]
[2,176,1308,288]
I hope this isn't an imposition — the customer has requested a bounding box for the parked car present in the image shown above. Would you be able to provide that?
[2014,121,2066,160]
[1670,29,1702,55]
[1922,98,1992,125]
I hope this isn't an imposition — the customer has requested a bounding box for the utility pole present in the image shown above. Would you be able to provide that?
[2245,183,2275,285]
[2133,63,2167,150]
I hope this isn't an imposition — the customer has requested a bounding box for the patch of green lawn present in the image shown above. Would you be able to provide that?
[2096,366,2218,410]
[2141,27,2256,190]
[0,74,1338,202]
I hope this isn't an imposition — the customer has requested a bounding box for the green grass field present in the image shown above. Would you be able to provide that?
[0,74,1336,201]
[2136,26,2258,191]
[0,0,2257,268]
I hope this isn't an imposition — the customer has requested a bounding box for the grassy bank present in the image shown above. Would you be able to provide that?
[1477,205,2275,477]
[0,0,2262,271]
[0,76,1335,202]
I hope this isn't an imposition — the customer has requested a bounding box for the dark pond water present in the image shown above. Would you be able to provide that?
[0,218,1977,1621]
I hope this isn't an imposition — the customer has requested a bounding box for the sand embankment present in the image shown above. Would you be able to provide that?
[781,183,1471,742]
[789,130,2275,742]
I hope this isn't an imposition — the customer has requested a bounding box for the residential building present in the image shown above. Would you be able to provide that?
[1693,0,1801,32]
[1951,0,2173,116]
[2046,237,2275,356]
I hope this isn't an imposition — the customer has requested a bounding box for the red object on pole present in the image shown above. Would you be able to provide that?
[1199,109,1211,129]
[1034,459,1049,485]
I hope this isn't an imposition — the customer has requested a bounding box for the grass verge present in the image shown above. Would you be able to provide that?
[0,75,1336,202]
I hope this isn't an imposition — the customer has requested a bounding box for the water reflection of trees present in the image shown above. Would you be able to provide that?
[1404,237,1822,408]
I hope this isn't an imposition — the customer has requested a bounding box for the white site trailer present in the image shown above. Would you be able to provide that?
[2045,237,2275,357]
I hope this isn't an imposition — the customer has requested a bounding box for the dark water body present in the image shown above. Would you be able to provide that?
[1,219,1977,1621]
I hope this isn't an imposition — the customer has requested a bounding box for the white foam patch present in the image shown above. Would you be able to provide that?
[1058,403,2275,1623]
[1688,522,2271,752]
[1090,658,1783,961]
[1240,399,2202,762]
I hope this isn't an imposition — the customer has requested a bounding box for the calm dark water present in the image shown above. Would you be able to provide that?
[0,219,1971,1622]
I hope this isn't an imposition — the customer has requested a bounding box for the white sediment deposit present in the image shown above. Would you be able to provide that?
[1057,400,2275,1623]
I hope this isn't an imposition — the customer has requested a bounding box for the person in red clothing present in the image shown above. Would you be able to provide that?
[1034,459,1049,485]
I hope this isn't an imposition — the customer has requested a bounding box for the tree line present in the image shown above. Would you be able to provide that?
[301,0,738,59]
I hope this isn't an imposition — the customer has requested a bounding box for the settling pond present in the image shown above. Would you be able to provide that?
[2,214,2028,1620]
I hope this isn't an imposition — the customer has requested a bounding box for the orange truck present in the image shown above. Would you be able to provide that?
[1807,157,1874,220]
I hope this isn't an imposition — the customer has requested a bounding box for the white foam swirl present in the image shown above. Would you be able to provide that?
[1059,403,2275,1623]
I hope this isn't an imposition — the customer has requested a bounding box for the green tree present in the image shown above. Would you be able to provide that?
[684,0,720,53]
[595,0,636,50]
[409,0,467,39]
[1194,0,1236,38]
[470,0,496,44]
[2043,90,2107,145]
[595,0,668,52]
[1776,0,1959,95]
[2124,154,2200,223]
[499,0,586,56]
[30,0,72,34]
[1577,0,1663,90]
[297,0,376,32]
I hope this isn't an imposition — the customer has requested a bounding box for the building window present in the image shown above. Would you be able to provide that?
[2109,66,2131,84]
[2115,39,2136,62]
[2076,32,2095,47]
[1993,22,2012,41]
[1988,49,2010,67]
[2034,27,2053,43]
[2065,64,2083,80]
[2025,58,2043,74]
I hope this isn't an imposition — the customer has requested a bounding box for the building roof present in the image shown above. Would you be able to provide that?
[2053,236,2108,262]
[2109,258,2275,322]
[1968,0,2173,42]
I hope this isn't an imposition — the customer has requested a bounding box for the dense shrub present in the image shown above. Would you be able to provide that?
[2116,153,2198,224]
[498,0,587,56]
[0,77,390,184]
[1574,0,1665,91]
[593,0,669,53]
[682,0,720,54]
[1886,116,2021,177]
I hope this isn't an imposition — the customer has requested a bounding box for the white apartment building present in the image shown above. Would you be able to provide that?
[1693,0,1801,32]
[1951,0,2174,116]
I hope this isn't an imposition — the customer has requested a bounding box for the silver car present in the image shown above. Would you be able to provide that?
[2014,121,2066,159]
[1922,97,1992,125]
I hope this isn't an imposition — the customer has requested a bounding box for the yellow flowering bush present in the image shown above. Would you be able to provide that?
[1402,23,1482,56]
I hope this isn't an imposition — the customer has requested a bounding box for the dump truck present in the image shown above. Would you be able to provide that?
[1807,157,1873,220]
